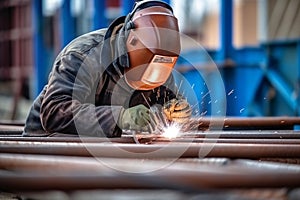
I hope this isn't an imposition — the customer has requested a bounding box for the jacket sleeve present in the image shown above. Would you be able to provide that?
[40,51,122,137]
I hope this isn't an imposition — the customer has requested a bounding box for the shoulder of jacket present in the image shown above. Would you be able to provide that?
[61,28,108,56]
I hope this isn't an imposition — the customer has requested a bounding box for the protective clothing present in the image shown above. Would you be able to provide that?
[117,105,159,133]
[23,0,181,137]
[163,98,192,124]
[23,28,178,137]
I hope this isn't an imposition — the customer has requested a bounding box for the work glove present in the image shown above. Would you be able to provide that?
[163,98,192,124]
[118,105,159,133]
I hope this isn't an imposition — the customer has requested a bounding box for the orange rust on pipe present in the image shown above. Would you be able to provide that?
[1,141,300,158]
[1,136,300,144]
[153,138,300,144]
[0,153,300,191]
[0,136,135,143]
[1,117,300,136]
[1,129,300,142]
[193,117,300,130]
[0,124,24,135]
[182,130,300,139]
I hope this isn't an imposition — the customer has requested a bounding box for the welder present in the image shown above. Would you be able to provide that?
[24,0,191,137]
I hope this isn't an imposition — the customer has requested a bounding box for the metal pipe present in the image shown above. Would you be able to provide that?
[154,138,300,144]
[185,131,300,139]
[0,154,300,191]
[1,117,299,136]
[1,141,300,158]
[193,117,300,130]
[183,130,300,139]
[0,125,24,135]
[0,136,135,143]
[0,120,24,126]
[1,127,299,138]
[2,136,300,145]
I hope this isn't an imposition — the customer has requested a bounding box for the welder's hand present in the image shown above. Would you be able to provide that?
[163,98,192,123]
[118,105,159,133]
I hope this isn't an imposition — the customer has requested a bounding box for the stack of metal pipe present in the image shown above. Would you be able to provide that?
[0,117,300,199]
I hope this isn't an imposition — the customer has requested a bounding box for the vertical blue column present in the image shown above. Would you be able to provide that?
[60,0,76,48]
[297,41,300,116]
[121,0,171,16]
[93,0,106,30]
[121,0,135,15]
[162,0,171,5]
[219,0,233,60]
[32,0,45,97]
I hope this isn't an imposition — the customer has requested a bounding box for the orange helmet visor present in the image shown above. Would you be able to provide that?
[124,6,180,90]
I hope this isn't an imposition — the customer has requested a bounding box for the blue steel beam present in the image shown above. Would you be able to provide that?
[60,0,76,48]
[262,40,300,116]
[297,41,300,116]
[219,0,233,60]
[163,0,170,4]
[32,0,45,97]
[93,0,106,30]
[264,68,300,114]
[120,0,135,15]
[120,0,171,16]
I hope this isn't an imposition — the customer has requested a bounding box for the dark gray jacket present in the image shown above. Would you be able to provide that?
[24,25,177,137]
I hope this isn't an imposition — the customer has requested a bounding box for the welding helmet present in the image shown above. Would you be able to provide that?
[116,0,181,90]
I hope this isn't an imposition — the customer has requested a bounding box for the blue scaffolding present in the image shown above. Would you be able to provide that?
[32,0,300,117]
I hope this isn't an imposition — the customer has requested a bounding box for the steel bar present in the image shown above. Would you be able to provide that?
[0,125,24,135]
[1,136,300,145]
[1,130,300,140]
[183,130,300,139]
[193,117,300,130]
[1,116,299,132]
[0,120,24,126]
[0,154,300,191]
[1,141,300,158]
[0,136,135,143]
[153,138,300,144]
[0,117,299,136]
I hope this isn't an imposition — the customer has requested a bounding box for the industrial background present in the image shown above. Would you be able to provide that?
[0,0,299,121]
[1,0,300,199]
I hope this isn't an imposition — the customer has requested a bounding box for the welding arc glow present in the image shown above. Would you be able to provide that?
[162,124,181,139]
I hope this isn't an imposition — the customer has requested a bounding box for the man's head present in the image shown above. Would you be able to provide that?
[117,0,180,90]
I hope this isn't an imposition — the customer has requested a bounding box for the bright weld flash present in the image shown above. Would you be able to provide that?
[162,124,181,139]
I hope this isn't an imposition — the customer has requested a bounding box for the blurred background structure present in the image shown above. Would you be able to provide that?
[0,0,299,121]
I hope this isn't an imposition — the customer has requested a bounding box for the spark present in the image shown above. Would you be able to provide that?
[228,89,234,96]
[162,124,181,139]
[141,93,151,108]
[201,90,210,99]
[201,110,208,116]
[176,80,183,97]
